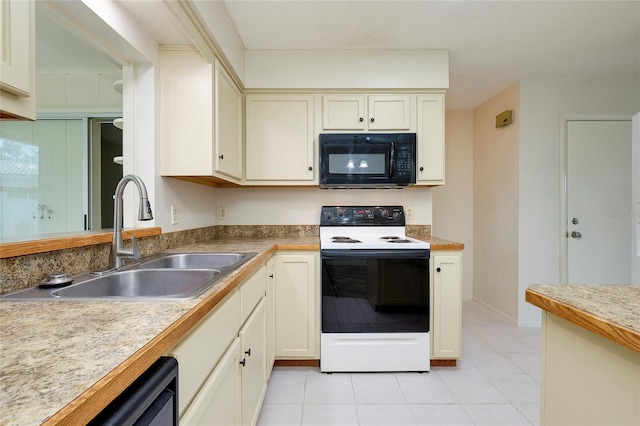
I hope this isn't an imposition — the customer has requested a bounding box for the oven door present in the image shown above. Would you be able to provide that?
[321,249,429,333]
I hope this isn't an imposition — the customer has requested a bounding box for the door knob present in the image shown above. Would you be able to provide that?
[570,231,582,239]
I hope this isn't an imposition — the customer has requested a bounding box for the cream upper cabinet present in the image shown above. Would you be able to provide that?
[322,95,411,131]
[416,94,445,185]
[0,0,36,120]
[245,94,315,183]
[430,251,462,360]
[214,60,243,180]
[274,252,319,359]
[159,48,242,185]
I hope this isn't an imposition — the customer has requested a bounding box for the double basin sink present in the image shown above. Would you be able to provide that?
[2,252,257,301]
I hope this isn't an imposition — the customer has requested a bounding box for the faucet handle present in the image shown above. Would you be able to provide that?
[131,236,141,260]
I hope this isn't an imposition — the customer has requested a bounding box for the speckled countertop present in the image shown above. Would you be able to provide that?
[526,284,640,354]
[0,235,462,425]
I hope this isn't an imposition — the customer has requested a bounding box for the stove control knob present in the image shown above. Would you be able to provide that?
[337,208,345,217]
[379,208,389,218]
[326,212,333,220]
[392,212,400,220]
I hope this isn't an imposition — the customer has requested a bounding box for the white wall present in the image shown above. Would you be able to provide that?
[473,82,520,323]
[217,187,432,225]
[432,111,474,299]
[518,79,640,325]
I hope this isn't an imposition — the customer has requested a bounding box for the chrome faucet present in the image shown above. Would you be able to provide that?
[108,174,153,270]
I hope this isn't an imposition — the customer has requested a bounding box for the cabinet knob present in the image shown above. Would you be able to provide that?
[359,117,364,122]
[239,359,246,367]
[308,166,313,171]
[219,154,224,160]
[370,117,375,123]
[419,166,424,172]
[269,274,274,278]
[245,348,252,357]
[436,267,441,272]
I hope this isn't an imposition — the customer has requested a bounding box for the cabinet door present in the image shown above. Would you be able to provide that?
[266,256,276,378]
[240,298,267,426]
[245,95,315,182]
[0,0,36,119]
[431,252,462,359]
[322,95,366,130]
[367,95,411,130]
[168,291,240,415]
[214,59,243,179]
[160,48,213,176]
[275,252,318,358]
[417,94,445,185]
[180,337,242,426]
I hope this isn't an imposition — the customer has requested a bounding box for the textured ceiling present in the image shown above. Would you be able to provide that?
[222,0,640,110]
[38,1,639,111]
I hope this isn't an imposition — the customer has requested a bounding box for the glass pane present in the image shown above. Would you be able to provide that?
[0,119,85,241]
[328,153,386,175]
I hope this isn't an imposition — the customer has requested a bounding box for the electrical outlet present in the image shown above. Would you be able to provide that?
[218,206,228,220]
[170,205,178,225]
[406,206,414,220]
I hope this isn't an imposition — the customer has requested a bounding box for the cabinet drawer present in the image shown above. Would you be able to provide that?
[168,291,241,415]
[240,266,266,324]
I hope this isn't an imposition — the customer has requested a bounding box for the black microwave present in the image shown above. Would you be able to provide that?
[319,133,417,188]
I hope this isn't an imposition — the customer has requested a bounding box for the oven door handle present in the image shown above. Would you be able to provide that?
[321,249,430,259]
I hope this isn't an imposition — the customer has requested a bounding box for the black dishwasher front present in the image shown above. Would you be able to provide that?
[89,356,178,426]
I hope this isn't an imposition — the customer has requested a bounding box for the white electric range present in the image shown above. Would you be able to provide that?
[319,206,431,372]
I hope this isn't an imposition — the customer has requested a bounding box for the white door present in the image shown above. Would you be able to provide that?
[566,120,632,284]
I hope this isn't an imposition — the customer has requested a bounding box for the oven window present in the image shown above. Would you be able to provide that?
[322,257,429,333]
[328,153,387,175]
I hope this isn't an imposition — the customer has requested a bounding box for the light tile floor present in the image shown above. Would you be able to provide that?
[257,300,541,426]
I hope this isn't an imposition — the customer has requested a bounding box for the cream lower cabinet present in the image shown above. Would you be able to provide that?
[180,337,242,425]
[245,95,315,183]
[240,299,267,426]
[275,252,319,359]
[266,256,276,377]
[430,251,462,360]
[168,264,268,426]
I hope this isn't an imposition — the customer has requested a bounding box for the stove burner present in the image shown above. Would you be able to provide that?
[387,239,413,243]
[331,237,362,243]
[380,236,401,240]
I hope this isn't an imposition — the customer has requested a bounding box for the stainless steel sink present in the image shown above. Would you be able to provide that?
[1,252,257,301]
[138,253,251,269]
[52,269,220,300]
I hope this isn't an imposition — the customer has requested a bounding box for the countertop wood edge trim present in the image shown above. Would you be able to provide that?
[42,246,277,426]
[0,228,162,259]
[430,243,464,251]
[525,288,640,354]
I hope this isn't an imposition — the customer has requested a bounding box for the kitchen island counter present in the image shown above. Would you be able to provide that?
[526,284,640,425]
[526,284,640,353]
